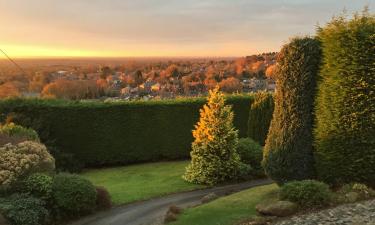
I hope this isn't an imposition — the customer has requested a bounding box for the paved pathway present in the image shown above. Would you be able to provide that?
[70,179,273,225]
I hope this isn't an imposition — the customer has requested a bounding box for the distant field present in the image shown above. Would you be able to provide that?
[80,161,205,205]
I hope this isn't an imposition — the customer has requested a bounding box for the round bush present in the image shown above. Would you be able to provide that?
[52,173,97,217]
[95,186,112,210]
[0,193,49,225]
[24,173,53,201]
[0,141,55,187]
[279,180,332,208]
[237,138,263,170]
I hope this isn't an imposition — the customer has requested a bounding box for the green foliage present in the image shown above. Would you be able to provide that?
[184,88,242,185]
[0,123,40,142]
[247,92,274,146]
[23,173,53,201]
[95,186,112,210]
[279,180,332,208]
[50,147,84,173]
[339,183,375,200]
[0,141,55,187]
[263,37,321,185]
[314,9,375,187]
[0,193,49,225]
[237,138,263,171]
[52,173,97,217]
[0,95,254,167]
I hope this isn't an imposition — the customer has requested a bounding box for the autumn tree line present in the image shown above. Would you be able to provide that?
[0,53,277,100]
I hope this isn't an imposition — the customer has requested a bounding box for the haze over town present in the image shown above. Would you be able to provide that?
[0,0,371,58]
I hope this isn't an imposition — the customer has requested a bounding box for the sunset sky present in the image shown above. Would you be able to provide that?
[0,0,372,58]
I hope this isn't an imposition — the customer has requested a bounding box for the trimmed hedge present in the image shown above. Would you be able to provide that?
[247,92,274,146]
[314,11,375,187]
[0,95,255,167]
[263,37,321,185]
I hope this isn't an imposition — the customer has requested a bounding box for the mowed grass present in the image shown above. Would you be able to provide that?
[170,184,279,225]
[80,161,205,205]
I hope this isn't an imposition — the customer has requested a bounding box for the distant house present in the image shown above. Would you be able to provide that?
[120,86,131,95]
[21,92,40,98]
[151,83,161,92]
[140,79,157,92]
[267,79,276,91]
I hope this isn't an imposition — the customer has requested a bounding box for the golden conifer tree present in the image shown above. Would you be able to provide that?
[184,86,241,185]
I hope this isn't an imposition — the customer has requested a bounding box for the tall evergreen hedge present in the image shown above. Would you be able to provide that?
[247,92,274,146]
[314,11,375,187]
[263,37,322,185]
[0,95,254,167]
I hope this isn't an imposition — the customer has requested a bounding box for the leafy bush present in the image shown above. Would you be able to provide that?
[0,193,49,225]
[237,138,263,171]
[263,37,321,185]
[95,186,112,210]
[184,87,242,185]
[247,92,274,146]
[237,162,253,179]
[52,173,97,217]
[24,173,53,201]
[0,123,39,142]
[0,95,255,167]
[0,141,55,187]
[339,183,375,200]
[314,9,375,187]
[279,180,332,208]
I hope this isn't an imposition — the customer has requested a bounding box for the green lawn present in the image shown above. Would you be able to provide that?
[170,184,279,225]
[80,161,205,205]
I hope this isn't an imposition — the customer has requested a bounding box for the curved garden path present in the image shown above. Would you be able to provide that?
[70,179,272,225]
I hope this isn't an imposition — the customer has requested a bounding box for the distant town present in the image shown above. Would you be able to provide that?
[0,53,277,100]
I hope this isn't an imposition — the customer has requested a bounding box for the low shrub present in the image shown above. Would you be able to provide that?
[237,163,253,179]
[24,173,53,202]
[95,186,112,210]
[339,183,375,200]
[279,180,332,208]
[237,138,263,171]
[0,123,39,142]
[0,141,55,187]
[0,193,49,225]
[52,173,97,217]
